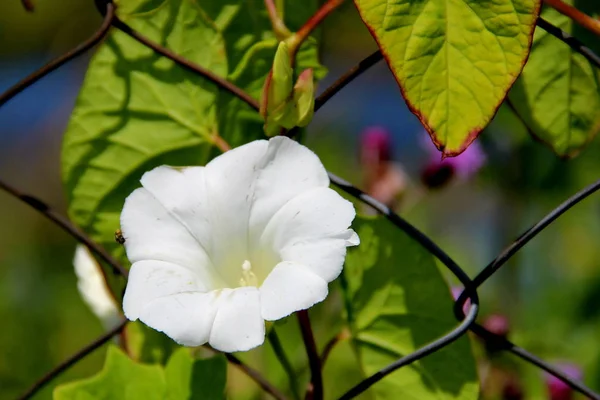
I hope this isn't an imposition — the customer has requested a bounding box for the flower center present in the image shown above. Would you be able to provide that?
[239,260,258,287]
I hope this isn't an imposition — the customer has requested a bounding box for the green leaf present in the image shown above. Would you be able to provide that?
[54,346,227,399]
[62,0,227,256]
[508,1,600,157]
[165,348,227,400]
[54,346,166,399]
[62,0,325,256]
[126,321,179,365]
[342,216,479,399]
[353,0,540,156]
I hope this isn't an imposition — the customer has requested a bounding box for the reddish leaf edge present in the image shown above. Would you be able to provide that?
[352,0,542,158]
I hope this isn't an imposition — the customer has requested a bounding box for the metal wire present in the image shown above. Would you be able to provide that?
[16,320,127,400]
[0,179,128,279]
[537,17,600,69]
[0,3,115,107]
[470,323,600,400]
[330,172,599,399]
[454,177,600,318]
[5,1,600,399]
[337,304,480,400]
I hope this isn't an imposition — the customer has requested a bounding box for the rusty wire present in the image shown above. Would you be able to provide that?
[3,0,600,399]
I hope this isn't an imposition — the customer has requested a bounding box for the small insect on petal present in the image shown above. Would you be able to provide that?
[115,229,126,245]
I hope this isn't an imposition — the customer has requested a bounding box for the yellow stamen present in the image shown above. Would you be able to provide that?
[239,260,258,287]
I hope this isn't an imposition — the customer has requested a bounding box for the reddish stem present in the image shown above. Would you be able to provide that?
[265,0,292,39]
[320,329,350,368]
[222,352,289,400]
[297,310,323,400]
[288,0,344,56]
[544,0,600,37]
[213,134,232,152]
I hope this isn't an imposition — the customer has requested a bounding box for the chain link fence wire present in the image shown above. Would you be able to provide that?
[3,1,600,399]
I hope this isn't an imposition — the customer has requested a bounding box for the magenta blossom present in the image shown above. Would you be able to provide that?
[545,363,582,400]
[480,313,510,355]
[360,126,392,165]
[483,314,510,338]
[421,134,486,188]
[359,126,407,210]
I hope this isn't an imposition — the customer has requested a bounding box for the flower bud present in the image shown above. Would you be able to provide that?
[293,68,315,127]
[260,43,316,136]
[260,42,293,136]
[260,42,293,117]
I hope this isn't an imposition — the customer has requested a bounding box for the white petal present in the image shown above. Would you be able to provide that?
[209,287,265,352]
[120,187,224,288]
[123,260,206,320]
[259,261,328,321]
[279,229,359,282]
[260,187,357,250]
[345,230,360,246]
[203,140,269,283]
[139,291,220,347]
[73,245,121,329]
[139,166,213,255]
[249,137,329,240]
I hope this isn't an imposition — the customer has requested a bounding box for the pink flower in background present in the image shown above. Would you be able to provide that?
[359,126,406,210]
[481,313,510,355]
[545,363,582,400]
[421,134,486,188]
[483,314,510,338]
[360,126,392,166]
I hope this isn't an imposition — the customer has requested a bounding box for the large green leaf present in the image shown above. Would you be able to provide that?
[353,0,540,156]
[165,348,227,400]
[126,321,179,365]
[54,346,227,399]
[342,216,478,399]
[63,0,226,256]
[508,1,600,157]
[62,0,324,256]
[54,346,166,399]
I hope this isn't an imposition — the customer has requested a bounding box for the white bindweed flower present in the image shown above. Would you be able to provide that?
[73,245,121,330]
[121,136,359,352]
